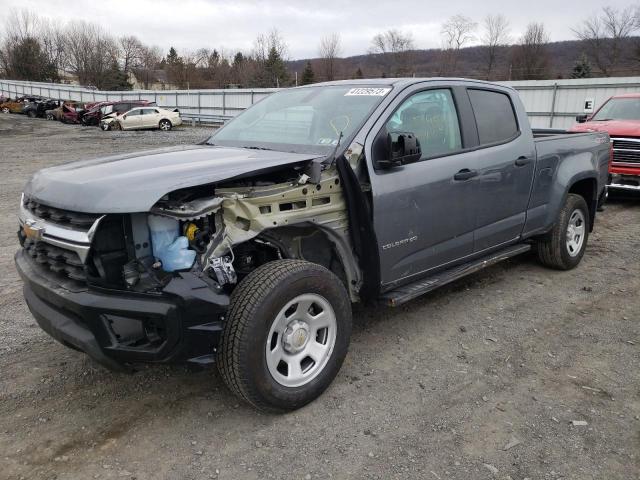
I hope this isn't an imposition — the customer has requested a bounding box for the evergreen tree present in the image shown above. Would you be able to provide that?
[166,47,180,65]
[10,37,58,82]
[571,53,592,79]
[301,61,315,85]
[354,67,364,79]
[264,46,289,87]
[100,61,132,90]
[232,52,244,68]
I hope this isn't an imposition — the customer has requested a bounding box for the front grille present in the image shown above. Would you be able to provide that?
[23,198,101,228]
[612,137,640,165]
[23,238,86,281]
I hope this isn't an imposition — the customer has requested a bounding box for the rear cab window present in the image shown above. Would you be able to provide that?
[467,89,519,146]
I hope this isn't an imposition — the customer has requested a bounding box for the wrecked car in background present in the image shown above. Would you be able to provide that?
[46,102,85,124]
[100,106,182,131]
[1,96,42,114]
[81,100,154,126]
[23,98,60,118]
[16,79,609,412]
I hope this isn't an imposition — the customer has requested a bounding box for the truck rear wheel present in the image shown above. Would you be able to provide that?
[217,259,352,412]
[536,193,589,270]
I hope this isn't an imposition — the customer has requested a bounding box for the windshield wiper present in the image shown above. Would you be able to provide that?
[593,118,614,121]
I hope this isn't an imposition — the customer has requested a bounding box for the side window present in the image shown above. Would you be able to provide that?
[127,109,141,116]
[140,108,155,115]
[385,89,462,159]
[468,89,519,145]
[114,104,130,114]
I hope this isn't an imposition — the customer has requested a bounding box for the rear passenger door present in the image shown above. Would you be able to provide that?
[466,88,536,252]
[139,108,160,128]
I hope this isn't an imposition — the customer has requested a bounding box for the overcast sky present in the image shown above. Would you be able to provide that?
[0,0,628,59]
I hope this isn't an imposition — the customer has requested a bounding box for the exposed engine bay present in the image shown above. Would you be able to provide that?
[118,162,363,301]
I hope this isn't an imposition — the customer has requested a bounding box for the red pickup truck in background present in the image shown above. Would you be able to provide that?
[570,94,640,194]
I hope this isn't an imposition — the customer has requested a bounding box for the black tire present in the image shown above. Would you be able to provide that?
[46,113,54,121]
[536,193,590,270]
[217,259,352,412]
[27,110,36,118]
[159,119,172,131]
[1,107,9,114]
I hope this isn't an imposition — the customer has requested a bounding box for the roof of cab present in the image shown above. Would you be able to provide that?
[312,77,515,90]
[611,93,640,99]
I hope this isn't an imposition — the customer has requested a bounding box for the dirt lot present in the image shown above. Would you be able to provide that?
[0,114,638,480]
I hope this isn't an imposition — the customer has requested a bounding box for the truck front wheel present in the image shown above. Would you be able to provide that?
[536,193,590,270]
[217,259,352,412]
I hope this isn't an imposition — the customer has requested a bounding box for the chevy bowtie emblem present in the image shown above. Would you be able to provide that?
[23,219,44,241]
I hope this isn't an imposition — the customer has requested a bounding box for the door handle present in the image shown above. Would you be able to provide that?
[515,156,533,167]
[453,168,478,181]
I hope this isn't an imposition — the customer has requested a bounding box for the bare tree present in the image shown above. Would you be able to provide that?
[370,29,414,75]
[252,29,289,87]
[511,22,550,80]
[318,33,342,81]
[439,14,477,75]
[370,29,414,54]
[119,35,144,73]
[573,6,639,76]
[64,21,116,87]
[482,14,510,80]
[253,29,288,63]
[137,45,162,88]
[0,9,60,81]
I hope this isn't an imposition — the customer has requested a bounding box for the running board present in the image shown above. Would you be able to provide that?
[381,244,531,307]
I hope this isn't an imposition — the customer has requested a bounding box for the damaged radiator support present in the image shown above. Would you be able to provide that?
[152,169,363,300]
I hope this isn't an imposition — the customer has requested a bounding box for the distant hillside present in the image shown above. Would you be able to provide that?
[288,37,640,82]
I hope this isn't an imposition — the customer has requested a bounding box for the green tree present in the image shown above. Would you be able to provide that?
[9,37,57,82]
[166,47,180,65]
[264,46,289,87]
[301,61,315,85]
[100,61,132,90]
[354,67,363,79]
[571,53,592,78]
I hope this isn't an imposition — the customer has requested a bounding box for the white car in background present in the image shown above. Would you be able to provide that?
[100,106,182,131]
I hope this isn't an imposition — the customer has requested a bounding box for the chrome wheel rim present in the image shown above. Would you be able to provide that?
[265,293,337,388]
[566,209,586,257]
[1,108,9,113]
[160,121,170,130]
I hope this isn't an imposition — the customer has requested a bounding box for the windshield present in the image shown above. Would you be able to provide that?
[207,85,392,154]
[592,97,640,121]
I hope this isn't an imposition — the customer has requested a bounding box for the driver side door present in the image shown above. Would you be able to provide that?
[368,86,478,287]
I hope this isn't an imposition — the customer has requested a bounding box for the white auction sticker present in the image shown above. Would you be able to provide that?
[344,87,391,96]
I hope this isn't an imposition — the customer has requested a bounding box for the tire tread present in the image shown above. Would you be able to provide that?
[217,259,338,411]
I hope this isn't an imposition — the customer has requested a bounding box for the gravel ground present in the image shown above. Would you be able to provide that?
[0,114,639,480]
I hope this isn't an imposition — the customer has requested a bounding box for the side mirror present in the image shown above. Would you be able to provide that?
[123,115,127,120]
[376,132,422,169]
[576,114,589,123]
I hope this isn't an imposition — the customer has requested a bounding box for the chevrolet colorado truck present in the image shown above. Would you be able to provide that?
[571,93,640,194]
[16,79,610,411]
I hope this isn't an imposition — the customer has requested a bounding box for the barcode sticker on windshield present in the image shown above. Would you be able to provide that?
[345,87,391,96]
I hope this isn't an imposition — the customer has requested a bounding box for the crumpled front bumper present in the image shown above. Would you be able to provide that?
[15,249,229,371]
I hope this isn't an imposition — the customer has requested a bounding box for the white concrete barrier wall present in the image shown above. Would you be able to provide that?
[3,77,640,129]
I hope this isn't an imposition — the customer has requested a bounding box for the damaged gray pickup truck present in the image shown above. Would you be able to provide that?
[16,79,610,411]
